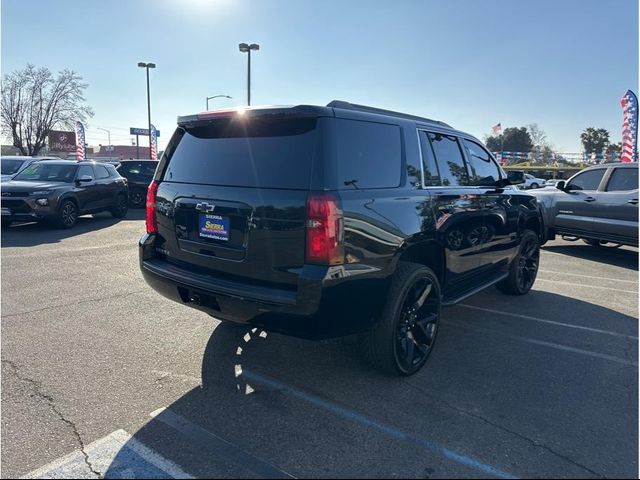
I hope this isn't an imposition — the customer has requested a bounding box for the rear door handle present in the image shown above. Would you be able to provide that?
[584,197,596,202]
[628,199,639,205]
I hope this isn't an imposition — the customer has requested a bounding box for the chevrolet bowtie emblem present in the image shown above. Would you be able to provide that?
[195,202,215,213]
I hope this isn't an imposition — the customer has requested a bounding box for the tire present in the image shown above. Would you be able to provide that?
[359,262,441,376]
[530,183,539,189]
[129,189,145,208]
[56,200,78,229]
[497,229,540,295]
[110,193,128,218]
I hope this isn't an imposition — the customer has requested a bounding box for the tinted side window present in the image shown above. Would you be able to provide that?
[606,168,638,192]
[95,165,110,179]
[428,132,468,186]
[463,139,501,186]
[568,169,605,191]
[418,131,441,186]
[334,119,402,189]
[77,165,94,179]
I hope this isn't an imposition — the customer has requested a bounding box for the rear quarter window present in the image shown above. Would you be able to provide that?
[333,119,402,190]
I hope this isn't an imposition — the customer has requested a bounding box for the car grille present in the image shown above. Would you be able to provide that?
[1,199,32,214]
[1,191,28,198]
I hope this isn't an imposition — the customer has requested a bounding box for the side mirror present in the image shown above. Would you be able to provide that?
[77,175,93,183]
[556,180,566,191]
[506,170,526,185]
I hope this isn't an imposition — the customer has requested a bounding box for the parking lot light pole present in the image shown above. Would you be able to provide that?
[238,43,259,106]
[206,95,232,111]
[137,62,156,159]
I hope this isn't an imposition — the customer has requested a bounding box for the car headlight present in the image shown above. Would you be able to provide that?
[31,190,52,196]
[35,198,49,206]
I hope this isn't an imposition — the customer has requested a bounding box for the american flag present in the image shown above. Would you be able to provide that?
[75,121,86,161]
[150,124,158,160]
[621,90,638,163]
[491,123,501,135]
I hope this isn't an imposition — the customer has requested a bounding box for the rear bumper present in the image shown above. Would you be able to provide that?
[139,233,388,339]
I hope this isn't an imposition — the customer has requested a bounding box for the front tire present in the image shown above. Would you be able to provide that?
[497,229,540,295]
[56,200,78,229]
[530,182,539,189]
[359,262,441,376]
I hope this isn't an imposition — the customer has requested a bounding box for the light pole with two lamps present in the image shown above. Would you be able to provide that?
[238,43,259,106]
[137,62,156,159]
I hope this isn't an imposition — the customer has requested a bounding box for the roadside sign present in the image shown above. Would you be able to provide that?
[129,127,160,137]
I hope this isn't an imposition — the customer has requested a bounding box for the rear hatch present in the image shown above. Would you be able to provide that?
[153,110,327,290]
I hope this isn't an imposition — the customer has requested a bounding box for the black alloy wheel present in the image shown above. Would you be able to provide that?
[58,200,78,229]
[394,277,439,373]
[111,194,128,218]
[497,229,540,295]
[360,262,441,376]
[129,190,145,208]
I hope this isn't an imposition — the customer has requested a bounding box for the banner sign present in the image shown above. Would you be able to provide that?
[621,90,638,162]
[48,130,76,152]
[150,124,158,160]
[75,121,86,161]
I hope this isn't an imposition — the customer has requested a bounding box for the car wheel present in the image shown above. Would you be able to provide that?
[496,229,539,295]
[129,189,145,208]
[111,193,128,218]
[56,200,78,229]
[530,182,539,189]
[359,262,441,376]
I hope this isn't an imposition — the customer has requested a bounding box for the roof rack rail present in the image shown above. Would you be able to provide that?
[326,100,451,128]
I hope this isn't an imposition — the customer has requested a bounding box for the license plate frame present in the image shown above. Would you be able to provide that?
[198,214,230,242]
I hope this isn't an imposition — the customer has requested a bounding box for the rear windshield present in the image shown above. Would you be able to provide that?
[163,117,319,189]
[118,161,158,178]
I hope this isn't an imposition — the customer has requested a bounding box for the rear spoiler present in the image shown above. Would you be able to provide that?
[177,105,334,126]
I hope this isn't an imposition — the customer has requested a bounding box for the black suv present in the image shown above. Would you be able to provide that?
[139,101,542,375]
[1,160,129,228]
[116,160,159,208]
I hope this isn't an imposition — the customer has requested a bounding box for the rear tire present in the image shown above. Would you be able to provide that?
[497,229,539,295]
[110,193,128,218]
[129,189,145,208]
[359,262,441,376]
[56,200,78,229]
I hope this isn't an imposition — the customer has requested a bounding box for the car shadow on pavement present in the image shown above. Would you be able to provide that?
[0,209,145,248]
[105,289,638,479]
[542,243,638,271]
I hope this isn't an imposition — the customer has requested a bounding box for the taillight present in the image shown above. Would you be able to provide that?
[305,193,344,265]
[146,180,159,234]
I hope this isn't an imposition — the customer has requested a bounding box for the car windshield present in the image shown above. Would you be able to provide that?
[1,158,26,175]
[13,163,77,182]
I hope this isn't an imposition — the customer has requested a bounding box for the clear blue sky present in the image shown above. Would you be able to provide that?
[2,0,638,152]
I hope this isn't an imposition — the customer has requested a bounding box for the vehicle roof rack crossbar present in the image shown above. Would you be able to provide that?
[326,100,451,128]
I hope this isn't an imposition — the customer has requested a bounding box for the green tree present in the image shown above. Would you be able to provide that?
[1,64,93,156]
[485,127,533,153]
[580,127,610,155]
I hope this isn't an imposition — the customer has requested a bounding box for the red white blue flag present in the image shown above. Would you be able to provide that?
[75,121,86,161]
[621,90,638,162]
[491,123,501,134]
[150,124,158,160]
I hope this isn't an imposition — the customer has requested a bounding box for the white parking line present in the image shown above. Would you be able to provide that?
[21,429,193,479]
[535,278,638,294]
[447,320,638,367]
[538,269,638,284]
[458,304,638,340]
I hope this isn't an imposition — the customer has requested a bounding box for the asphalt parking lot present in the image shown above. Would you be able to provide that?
[1,212,638,479]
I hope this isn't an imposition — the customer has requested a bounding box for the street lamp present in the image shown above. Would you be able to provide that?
[206,94,232,111]
[96,127,111,146]
[137,62,156,159]
[238,43,259,106]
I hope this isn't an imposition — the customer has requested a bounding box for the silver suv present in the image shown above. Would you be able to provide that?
[532,163,638,247]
